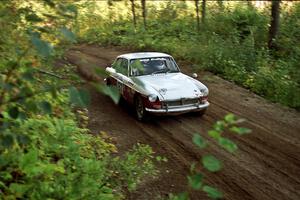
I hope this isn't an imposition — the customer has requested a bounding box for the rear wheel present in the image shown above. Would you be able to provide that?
[135,96,147,121]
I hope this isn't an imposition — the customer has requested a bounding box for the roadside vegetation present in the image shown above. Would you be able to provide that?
[169,114,251,200]
[0,1,156,199]
[78,1,300,110]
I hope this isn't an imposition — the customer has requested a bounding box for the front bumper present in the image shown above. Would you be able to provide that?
[145,101,209,114]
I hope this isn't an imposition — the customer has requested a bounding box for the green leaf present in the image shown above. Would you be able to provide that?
[30,32,53,58]
[202,185,223,199]
[224,113,236,123]
[16,134,30,145]
[9,183,30,197]
[156,156,162,161]
[94,84,120,104]
[230,126,252,135]
[22,70,35,82]
[25,13,43,22]
[202,155,222,172]
[64,4,78,14]
[8,107,19,119]
[131,77,145,88]
[0,181,5,189]
[190,162,196,173]
[36,26,51,33]
[213,121,225,132]
[188,173,203,190]
[19,150,39,177]
[18,112,27,121]
[60,27,76,42]
[94,67,108,77]
[208,130,221,139]
[20,150,38,167]
[193,134,207,148]
[218,137,238,153]
[0,171,12,181]
[69,87,90,108]
[39,101,52,114]
[1,135,14,148]
[44,0,55,7]
[170,192,189,200]
[26,100,38,113]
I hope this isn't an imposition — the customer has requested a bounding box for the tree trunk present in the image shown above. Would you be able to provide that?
[268,0,280,50]
[246,0,253,8]
[130,0,136,28]
[141,0,146,30]
[195,0,200,31]
[201,0,206,25]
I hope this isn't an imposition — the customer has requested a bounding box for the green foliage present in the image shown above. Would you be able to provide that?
[39,100,52,114]
[94,84,121,104]
[188,173,203,190]
[69,86,90,108]
[110,143,157,191]
[202,185,223,200]
[192,134,207,149]
[1,110,156,199]
[0,1,156,199]
[172,114,250,199]
[60,27,76,42]
[168,192,189,200]
[202,155,222,172]
[30,32,54,58]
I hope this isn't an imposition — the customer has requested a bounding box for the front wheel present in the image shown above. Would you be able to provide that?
[194,108,207,117]
[135,96,147,121]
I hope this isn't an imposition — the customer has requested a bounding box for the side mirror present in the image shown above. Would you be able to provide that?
[106,67,116,74]
[192,73,198,78]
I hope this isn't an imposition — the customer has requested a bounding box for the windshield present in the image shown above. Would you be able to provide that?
[130,57,180,76]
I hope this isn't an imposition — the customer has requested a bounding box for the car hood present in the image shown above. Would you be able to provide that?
[135,73,206,100]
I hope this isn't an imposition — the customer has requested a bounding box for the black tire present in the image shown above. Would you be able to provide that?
[194,108,207,117]
[106,78,111,86]
[135,95,147,121]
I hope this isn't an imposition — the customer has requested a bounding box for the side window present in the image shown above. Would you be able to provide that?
[113,58,128,75]
[121,59,128,76]
[112,58,122,69]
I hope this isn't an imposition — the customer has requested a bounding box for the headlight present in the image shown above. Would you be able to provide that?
[200,88,209,96]
[148,94,158,102]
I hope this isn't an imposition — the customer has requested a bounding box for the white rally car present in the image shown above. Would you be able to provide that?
[105,52,209,120]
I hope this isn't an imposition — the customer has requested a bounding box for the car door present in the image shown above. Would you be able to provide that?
[111,58,128,96]
[109,58,136,102]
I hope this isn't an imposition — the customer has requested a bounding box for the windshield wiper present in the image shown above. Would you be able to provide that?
[167,70,179,73]
[151,68,169,75]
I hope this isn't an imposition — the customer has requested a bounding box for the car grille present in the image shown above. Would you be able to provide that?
[162,98,200,108]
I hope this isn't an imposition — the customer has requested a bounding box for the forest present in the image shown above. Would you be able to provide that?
[0,0,300,200]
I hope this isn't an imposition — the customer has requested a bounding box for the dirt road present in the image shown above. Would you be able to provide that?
[66,44,300,200]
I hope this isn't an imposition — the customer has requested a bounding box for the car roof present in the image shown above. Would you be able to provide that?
[117,52,172,60]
